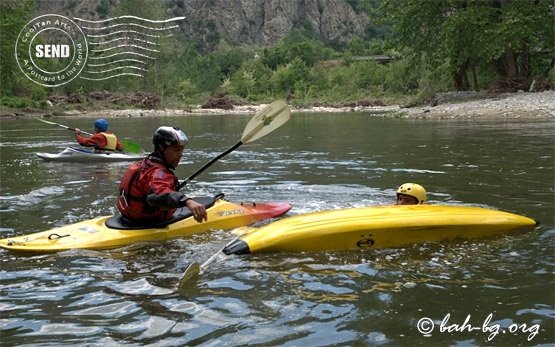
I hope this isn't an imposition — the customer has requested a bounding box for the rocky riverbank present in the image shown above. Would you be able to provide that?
[400,90,554,120]
[1,90,553,120]
[288,90,554,120]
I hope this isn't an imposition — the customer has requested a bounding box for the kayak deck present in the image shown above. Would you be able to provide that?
[0,196,291,253]
[223,205,538,254]
[36,147,143,163]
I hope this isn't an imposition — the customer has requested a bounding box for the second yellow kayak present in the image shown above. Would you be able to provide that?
[223,205,538,254]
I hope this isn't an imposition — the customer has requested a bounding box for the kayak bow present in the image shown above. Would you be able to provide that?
[0,195,291,253]
[223,205,538,254]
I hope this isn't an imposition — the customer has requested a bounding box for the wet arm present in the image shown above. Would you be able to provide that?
[145,169,206,222]
[145,168,185,209]
[146,191,184,208]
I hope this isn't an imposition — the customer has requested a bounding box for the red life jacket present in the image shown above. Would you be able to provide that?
[117,157,178,221]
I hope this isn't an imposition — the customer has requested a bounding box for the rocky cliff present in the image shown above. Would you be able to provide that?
[36,0,369,49]
[174,0,368,46]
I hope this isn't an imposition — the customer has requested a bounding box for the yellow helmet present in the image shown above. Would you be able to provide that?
[396,183,427,204]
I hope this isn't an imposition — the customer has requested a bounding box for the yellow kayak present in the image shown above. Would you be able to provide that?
[223,205,537,254]
[0,195,291,253]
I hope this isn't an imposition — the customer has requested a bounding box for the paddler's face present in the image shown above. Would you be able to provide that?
[396,193,418,205]
[163,144,184,169]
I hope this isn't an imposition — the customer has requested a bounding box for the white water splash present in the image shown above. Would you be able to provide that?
[0,186,65,208]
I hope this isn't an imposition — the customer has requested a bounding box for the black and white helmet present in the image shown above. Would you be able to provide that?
[152,126,189,147]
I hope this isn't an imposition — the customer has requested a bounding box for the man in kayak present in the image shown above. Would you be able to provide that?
[74,118,123,152]
[395,183,427,205]
[117,126,208,224]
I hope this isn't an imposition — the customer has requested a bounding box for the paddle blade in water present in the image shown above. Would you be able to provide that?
[178,262,200,295]
[241,100,290,143]
[121,139,143,154]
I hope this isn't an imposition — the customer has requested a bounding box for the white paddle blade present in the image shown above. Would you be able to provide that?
[241,100,290,143]
[177,262,200,294]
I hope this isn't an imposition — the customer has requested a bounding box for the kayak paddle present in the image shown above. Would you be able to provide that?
[37,117,143,154]
[120,139,143,154]
[178,99,291,189]
[177,100,291,293]
[178,233,244,295]
[38,117,93,135]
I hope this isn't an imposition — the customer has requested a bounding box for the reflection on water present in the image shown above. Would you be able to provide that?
[0,114,553,345]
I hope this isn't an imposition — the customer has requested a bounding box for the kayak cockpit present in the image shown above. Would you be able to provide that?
[104,195,218,230]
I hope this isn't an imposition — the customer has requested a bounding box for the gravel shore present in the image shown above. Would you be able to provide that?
[2,90,553,120]
[400,90,555,120]
[289,90,554,120]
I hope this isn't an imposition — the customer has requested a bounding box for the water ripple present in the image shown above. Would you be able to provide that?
[1,115,553,346]
[104,278,174,296]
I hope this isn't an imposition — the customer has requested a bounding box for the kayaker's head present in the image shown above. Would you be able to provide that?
[396,183,426,205]
[94,118,109,132]
[152,126,189,169]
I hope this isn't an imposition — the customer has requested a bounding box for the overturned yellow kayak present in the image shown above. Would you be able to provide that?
[0,195,291,253]
[223,205,537,254]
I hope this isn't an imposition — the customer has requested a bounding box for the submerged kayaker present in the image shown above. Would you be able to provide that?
[117,126,207,224]
[74,118,123,152]
[395,183,427,205]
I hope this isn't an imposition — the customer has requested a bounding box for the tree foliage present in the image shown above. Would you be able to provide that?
[1,0,553,108]
[378,0,554,91]
[0,0,36,96]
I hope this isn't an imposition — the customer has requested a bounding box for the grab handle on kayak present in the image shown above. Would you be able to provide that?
[48,233,70,240]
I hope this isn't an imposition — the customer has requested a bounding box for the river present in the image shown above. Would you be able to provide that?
[0,112,553,346]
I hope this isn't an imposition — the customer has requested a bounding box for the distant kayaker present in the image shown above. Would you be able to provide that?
[395,183,427,205]
[117,126,207,224]
[74,118,123,152]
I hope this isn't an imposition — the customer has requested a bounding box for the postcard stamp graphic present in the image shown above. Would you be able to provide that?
[15,13,183,87]
[15,14,88,87]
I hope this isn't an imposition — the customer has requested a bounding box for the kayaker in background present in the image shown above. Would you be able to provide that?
[74,118,123,152]
[117,126,207,224]
[395,183,427,205]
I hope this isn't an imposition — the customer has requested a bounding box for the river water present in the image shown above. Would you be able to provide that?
[0,112,553,346]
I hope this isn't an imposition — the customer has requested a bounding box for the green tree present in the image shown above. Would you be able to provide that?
[0,0,36,96]
[348,37,366,56]
[96,0,110,19]
[485,0,554,85]
[271,57,310,95]
[379,0,554,91]
[261,31,330,70]
[230,67,255,98]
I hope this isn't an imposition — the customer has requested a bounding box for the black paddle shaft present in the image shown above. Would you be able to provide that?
[178,140,243,189]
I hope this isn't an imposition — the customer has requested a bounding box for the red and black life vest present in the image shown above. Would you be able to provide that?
[117,157,178,221]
